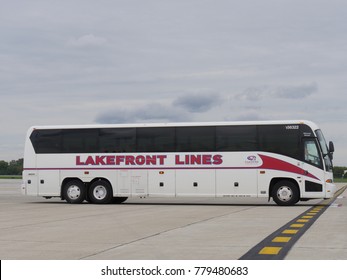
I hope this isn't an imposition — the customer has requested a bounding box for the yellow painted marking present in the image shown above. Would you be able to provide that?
[306,212,317,215]
[272,237,291,243]
[290,223,305,228]
[302,216,313,219]
[296,219,309,223]
[310,210,320,212]
[282,229,299,234]
[259,247,282,255]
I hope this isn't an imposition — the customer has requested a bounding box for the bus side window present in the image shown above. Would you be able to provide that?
[303,139,322,168]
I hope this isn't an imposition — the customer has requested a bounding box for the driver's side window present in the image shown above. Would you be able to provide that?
[304,139,322,168]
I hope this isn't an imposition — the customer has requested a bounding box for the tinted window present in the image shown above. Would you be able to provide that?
[258,125,300,158]
[30,129,62,153]
[216,125,257,151]
[137,127,175,152]
[301,124,314,137]
[99,128,136,153]
[62,129,99,153]
[176,126,215,152]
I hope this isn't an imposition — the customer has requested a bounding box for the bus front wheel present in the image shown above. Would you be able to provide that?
[272,180,299,206]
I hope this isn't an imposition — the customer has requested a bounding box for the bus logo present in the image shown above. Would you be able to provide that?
[245,155,259,165]
[247,156,257,161]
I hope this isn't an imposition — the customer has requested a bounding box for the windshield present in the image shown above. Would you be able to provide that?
[316,130,328,155]
[315,129,333,171]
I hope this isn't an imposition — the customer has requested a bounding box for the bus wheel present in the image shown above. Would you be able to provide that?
[63,180,86,204]
[88,180,113,204]
[272,180,299,206]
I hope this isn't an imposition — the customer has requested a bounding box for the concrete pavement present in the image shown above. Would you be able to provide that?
[0,179,346,259]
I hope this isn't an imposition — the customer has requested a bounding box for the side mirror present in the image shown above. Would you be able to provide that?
[328,141,334,160]
[329,141,335,153]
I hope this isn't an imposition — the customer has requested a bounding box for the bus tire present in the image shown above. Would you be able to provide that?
[272,180,299,206]
[63,180,86,204]
[88,180,113,204]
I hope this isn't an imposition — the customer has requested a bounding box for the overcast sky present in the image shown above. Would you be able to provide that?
[1,0,347,165]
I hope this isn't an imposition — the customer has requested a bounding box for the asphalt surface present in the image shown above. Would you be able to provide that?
[0,179,346,260]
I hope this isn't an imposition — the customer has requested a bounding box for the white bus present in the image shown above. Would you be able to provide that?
[22,120,335,206]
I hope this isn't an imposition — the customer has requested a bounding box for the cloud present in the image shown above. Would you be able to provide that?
[274,83,318,99]
[236,86,266,102]
[236,83,317,101]
[95,91,225,124]
[172,91,224,112]
[67,34,107,48]
[95,102,190,124]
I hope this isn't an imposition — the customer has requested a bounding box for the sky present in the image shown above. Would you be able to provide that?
[1,0,347,165]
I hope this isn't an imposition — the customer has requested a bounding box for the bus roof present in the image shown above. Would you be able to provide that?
[28,120,320,131]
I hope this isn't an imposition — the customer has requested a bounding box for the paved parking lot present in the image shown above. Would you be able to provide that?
[0,179,346,259]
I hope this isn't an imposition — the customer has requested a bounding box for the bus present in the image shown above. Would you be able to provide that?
[21,120,335,206]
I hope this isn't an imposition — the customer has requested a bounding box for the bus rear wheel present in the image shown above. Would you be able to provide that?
[272,180,299,206]
[88,180,113,204]
[63,180,86,204]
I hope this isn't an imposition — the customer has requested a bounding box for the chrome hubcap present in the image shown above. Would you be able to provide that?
[277,186,293,202]
[67,185,81,200]
[93,185,107,200]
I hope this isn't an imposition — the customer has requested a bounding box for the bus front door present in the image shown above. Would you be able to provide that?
[301,138,326,199]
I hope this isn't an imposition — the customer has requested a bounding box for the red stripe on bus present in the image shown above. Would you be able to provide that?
[258,154,320,181]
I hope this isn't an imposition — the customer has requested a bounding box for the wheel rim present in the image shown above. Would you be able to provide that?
[67,185,81,200]
[93,185,107,200]
[277,186,293,202]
